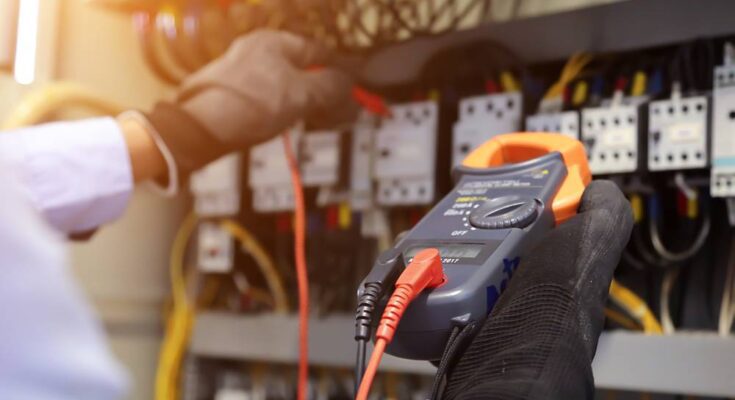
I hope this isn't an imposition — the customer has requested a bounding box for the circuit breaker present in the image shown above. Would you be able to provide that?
[525,111,580,139]
[300,130,340,187]
[190,153,242,217]
[581,104,646,175]
[711,64,735,197]
[452,92,522,166]
[350,113,376,211]
[248,129,300,212]
[374,100,438,206]
[189,153,241,273]
[648,95,709,172]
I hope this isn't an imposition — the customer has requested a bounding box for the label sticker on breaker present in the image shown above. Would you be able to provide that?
[648,96,708,171]
[452,92,522,167]
[197,222,234,273]
[525,111,579,139]
[581,106,641,175]
[248,130,299,212]
[712,65,735,197]
[374,101,438,206]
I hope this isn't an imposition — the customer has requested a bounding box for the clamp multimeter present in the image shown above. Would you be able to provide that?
[361,133,591,361]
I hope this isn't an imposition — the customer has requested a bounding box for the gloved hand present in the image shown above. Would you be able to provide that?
[443,180,633,400]
[142,29,355,180]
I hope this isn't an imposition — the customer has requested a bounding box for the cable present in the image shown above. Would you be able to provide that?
[648,183,711,262]
[354,282,380,392]
[220,219,290,314]
[155,212,198,400]
[543,53,593,100]
[356,248,445,400]
[354,250,405,391]
[660,269,680,335]
[429,322,477,400]
[609,279,663,334]
[604,307,642,331]
[718,235,735,336]
[2,82,127,130]
[282,132,310,400]
[648,197,710,263]
[355,336,368,392]
[133,11,183,85]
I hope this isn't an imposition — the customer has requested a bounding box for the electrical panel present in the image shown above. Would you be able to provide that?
[648,95,709,172]
[248,130,300,212]
[711,64,735,197]
[190,153,242,217]
[350,113,377,211]
[300,130,340,187]
[197,222,235,273]
[452,92,522,166]
[525,111,580,139]
[374,101,438,206]
[581,104,645,175]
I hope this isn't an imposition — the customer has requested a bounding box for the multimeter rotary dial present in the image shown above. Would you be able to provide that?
[469,195,540,229]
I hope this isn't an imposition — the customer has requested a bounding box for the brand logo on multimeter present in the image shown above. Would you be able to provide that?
[486,257,521,312]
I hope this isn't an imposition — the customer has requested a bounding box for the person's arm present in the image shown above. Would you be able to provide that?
[0,168,128,399]
[0,29,354,235]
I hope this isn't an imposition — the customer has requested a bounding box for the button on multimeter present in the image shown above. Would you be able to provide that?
[469,196,539,229]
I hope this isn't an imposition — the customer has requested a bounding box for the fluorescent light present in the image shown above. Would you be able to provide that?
[14,0,40,85]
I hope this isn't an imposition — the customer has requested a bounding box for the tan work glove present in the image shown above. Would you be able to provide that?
[143,29,355,180]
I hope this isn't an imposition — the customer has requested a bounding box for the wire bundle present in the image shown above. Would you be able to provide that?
[96,0,498,85]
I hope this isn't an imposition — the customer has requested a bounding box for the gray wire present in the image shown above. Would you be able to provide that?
[648,211,710,263]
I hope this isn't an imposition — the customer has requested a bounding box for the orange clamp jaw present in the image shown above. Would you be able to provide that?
[461,133,591,224]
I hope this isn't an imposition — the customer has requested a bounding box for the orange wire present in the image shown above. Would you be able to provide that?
[356,338,387,400]
[282,133,309,400]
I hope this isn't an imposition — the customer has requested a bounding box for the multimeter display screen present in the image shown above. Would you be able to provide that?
[404,243,485,260]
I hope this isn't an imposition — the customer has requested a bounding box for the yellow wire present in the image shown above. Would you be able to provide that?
[604,308,642,331]
[156,212,198,400]
[2,82,126,130]
[220,219,290,314]
[609,279,663,334]
[544,53,593,100]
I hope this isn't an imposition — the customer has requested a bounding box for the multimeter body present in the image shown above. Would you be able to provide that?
[360,133,590,361]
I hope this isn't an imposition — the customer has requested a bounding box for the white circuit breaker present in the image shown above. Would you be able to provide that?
[452,92,522,166]
[648,95,709,171]
[374,100,438,206]
[248,129,300,212]
[350,113,377,211]
[300,130,340,187]
[581,103,644,175]
[711,63,735,197]
[190,153,242,217]
[189,153,242,273]
[525,111,580,139]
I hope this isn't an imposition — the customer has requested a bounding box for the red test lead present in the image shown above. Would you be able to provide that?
[355,248,445,400]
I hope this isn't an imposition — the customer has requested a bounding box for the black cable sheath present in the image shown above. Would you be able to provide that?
[354,282,383,393]
[355,338,367,393]
[430,322,477,400]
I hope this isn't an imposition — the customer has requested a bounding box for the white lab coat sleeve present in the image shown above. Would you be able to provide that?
[0,117,133,234]
[0,169,128,400]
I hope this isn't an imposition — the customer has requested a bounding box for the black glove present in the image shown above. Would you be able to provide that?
[444,180,633,400]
